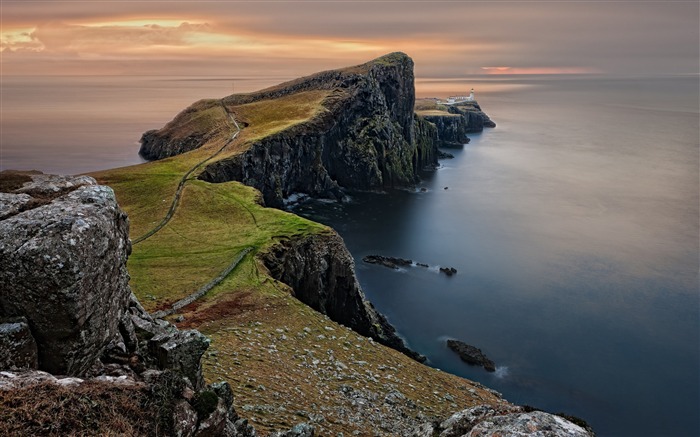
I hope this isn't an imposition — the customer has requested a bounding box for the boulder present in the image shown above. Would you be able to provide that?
[0,317,38,370]
[150,330,210,389]
[447,339,496,372]
[411,405,594,437]
[0,174,132,376]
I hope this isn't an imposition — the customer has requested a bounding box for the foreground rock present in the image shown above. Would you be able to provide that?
[412,405,594,437]
[0,172,131,375]
[447,339,496,372]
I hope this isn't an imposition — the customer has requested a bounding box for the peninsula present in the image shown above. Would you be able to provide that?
[0,53,593,436]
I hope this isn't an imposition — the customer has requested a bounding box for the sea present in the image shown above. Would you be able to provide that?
[2,74,698,436]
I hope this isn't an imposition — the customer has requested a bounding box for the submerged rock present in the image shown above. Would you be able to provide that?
[447,339,496,372]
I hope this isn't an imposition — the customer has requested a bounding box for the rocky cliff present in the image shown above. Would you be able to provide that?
[140,52,438,208]
[261,231,424,362]
[448,101,496,133]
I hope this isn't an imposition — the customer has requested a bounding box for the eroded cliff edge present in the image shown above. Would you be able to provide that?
[140,52,438,208]
[261,231,424,361]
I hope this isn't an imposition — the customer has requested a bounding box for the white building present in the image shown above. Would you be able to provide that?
[444,88,475,104]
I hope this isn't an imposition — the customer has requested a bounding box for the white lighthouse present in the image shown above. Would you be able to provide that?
[467,88,475,101]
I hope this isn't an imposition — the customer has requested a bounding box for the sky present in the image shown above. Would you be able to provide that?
[1,1,698,78]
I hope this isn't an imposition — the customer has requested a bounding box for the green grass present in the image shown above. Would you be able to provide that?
[90,74,508,435]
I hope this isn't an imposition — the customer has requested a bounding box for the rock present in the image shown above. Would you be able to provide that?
[448,102,497,132]
[0,317,38,370]
[173,399,199,437]
[470,410,593,436]
[150,329,210,389]
[262,232,425,362]
[420,113,469,147]
[362,255,413,269]
[438,150,455,159]
[447,339,496,372]
[0,192,33,220]
[0,173,132,376]
[272,423,315,437]
[194,398,228,437]
[412,405,594,437]
[440,267,457,276]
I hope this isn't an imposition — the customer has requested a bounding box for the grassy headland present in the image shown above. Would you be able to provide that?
[90,58,506,434]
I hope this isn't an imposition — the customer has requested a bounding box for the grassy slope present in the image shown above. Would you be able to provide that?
[91,83,506,435]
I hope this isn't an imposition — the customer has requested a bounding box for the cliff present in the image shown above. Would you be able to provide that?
[261,232,424,361]
[415,99,496,147]
[140,52,438,207]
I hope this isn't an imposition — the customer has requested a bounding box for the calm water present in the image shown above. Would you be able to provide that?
[2,75,698,436]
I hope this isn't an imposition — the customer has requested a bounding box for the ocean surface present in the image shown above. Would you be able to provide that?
[2,74,699,436]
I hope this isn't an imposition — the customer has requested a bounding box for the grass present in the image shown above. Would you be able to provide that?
[0,381,159,436]
[87,73,508,434]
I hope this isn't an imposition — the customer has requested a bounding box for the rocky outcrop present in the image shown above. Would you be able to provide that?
[412,405,594,437]
[0,172,131,376]
[447,339,495,372]
[141,53,439,207]
[261,231,425,362]
[448,102,496,132]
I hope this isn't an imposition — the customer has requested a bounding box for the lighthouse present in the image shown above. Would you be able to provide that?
[467,88,475,101]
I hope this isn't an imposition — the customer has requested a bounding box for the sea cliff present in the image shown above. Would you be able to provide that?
[140,52,438,207]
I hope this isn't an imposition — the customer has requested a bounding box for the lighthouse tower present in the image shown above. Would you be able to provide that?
[467,88,475,101]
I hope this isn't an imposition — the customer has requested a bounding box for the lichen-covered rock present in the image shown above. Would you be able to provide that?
[411,405,594,437]
[173,399,199,437]
[195,398,229,437]
[0,317,38,370]
[150,329,210,389]
[468,410,592,436]
[261,231,424,362]
[271,423,315,437]
[0,174,131,376]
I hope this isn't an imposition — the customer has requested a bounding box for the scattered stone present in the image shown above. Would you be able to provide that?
[447,339,496,372]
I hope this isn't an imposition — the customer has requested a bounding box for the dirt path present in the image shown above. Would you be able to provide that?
[132,103,240,245]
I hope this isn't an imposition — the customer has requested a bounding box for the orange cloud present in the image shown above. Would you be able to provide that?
[482,66,599,75]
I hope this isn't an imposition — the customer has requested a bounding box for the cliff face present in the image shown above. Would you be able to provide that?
[140,52,438,208]
[261,231,425,362]
[420,114,469,147]
[448,102,497,133]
